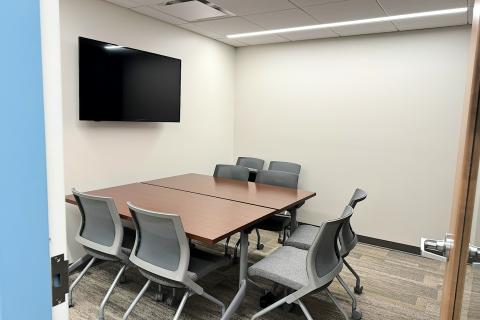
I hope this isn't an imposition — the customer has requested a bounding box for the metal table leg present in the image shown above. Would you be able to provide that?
[290,208,298,233]
[221,230,249,320]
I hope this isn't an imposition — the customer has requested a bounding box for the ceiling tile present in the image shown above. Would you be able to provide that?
[132,6,187,24]
[304,0,387,23]
[378,0,468,15]
[333,21,397,36]
[244,9,318,29]
[131,0,165,5]
[105,0,141,8]
[281,28,338,41]
[392,13,467,30]
[239,34,290,45]
[289,0,347,7]
[216,38,248,47]
[191,17,263,36]
[178,23,224,38]
[211,0,295,15]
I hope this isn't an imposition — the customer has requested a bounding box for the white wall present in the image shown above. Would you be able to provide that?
[60,0,236,260]
[234,26,470,246]
[60,0,470,250]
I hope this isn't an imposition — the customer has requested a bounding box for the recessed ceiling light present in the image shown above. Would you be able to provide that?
[227,7,468,39]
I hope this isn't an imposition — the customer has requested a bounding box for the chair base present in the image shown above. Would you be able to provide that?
[337,274,362,319]
[69,257,97,307]
[154,284,166,302]
[344,259,363,295]
[251,286,350,320]
[354,285,363,295]
[352,309,363,320]
[98,264,127,319]
[123,280,225,320]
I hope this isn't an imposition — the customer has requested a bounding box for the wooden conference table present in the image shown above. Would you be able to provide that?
[66,173,316,319]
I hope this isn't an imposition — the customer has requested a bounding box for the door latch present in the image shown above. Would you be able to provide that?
[51,254,69,306]
[469,244,480,263]
[421,235,480,265]
[421,233,453,262]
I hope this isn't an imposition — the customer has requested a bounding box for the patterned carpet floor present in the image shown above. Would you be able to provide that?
[69,230,449,320]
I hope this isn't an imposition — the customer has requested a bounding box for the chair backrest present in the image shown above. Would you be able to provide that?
[213,164,250,181]
[72,188,124,257]
[268,161,301,175]
[236,157,265,170]
[349,188,367,208]
[340,188,367,256]
[128,203,190,283]
[306,206,353,288]
[255,170,299,189]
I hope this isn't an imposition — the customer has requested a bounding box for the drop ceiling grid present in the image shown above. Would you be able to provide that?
[104,0,472,46]
[376,0,469,31]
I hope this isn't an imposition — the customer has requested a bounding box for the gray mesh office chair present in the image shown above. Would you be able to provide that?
[267,161,303,243]
[213,164,250,256]
[285,188,367,295]
[248,206,356,320]
[236,157,265,181]
[214,164,250,181]
[251,170,299,250]
[268,161,301,175]
[123,203,229,320]
[236,157,264,170]
[69,189,132,320]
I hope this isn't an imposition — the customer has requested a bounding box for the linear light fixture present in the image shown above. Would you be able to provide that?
[227,7,468,39]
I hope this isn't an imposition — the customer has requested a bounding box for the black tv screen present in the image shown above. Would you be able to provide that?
[79,37,181,122]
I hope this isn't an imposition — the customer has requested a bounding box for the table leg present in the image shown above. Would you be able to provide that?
[290,208,298,233]
[221,230,249,320]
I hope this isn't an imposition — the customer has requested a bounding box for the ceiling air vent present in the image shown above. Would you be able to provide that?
[159,0,234,22]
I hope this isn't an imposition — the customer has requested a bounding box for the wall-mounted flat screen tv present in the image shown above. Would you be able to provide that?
[79,37,181,122]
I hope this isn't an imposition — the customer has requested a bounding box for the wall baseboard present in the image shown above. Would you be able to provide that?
[357,234,421,255]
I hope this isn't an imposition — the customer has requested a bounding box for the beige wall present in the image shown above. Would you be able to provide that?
[234,26,470,246]
[60,0,236,260]
[61,0,471,252]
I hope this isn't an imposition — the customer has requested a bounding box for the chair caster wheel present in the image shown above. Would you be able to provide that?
[257,243,264,250]
[259,292,276,308]
[354,285,363,295]
[352,309,362,320]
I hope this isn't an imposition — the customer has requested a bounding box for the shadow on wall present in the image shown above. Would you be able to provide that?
[78,120,164,130]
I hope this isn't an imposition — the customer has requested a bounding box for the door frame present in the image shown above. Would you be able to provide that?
[40,0,69,319]
[440,1,480,319]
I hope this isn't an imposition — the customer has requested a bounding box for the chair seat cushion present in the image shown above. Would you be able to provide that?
[188,247,231,280]
[255,213,290,231]
[248,246,308,290]
[83,246,130,263]
[139,247,231,287]
[285,224,318,250]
